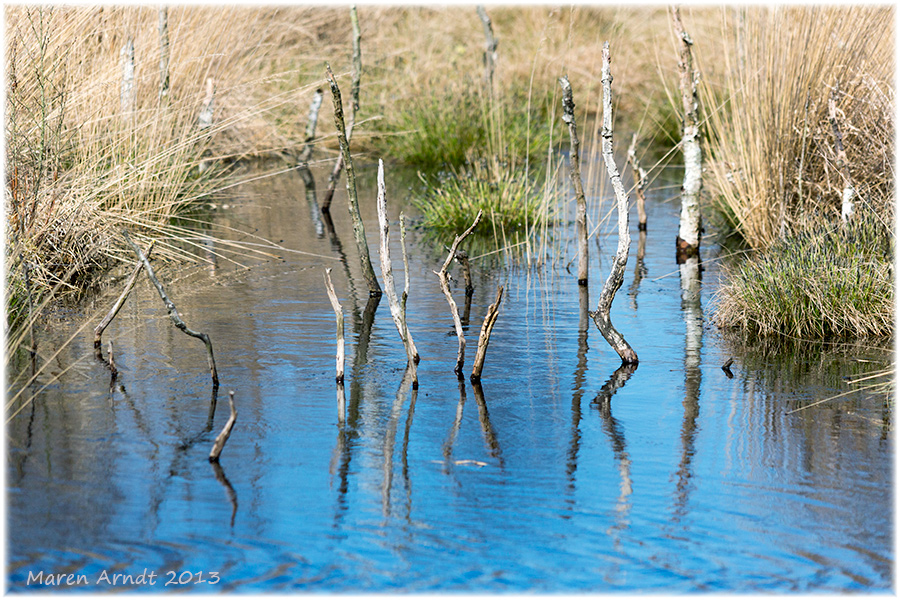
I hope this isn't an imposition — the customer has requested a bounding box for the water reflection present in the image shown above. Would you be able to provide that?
[296,166,325,239]
[567,285,591,489]
[383,368,415,517]
[673,254,702,521]
[210,460,238,528]
[627,229,648,310]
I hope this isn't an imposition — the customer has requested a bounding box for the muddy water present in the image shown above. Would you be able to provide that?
[7,160,892,592]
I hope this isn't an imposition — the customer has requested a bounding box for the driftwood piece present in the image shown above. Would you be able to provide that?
[672,7,702,261]
[376,160,418,387]
[325,64,381,297]
[476,5,498,93]
[471,285,504,383]
[123,230,220,386]
[828,88,855,222]
[158,8,169,99]
[209,391,237,462]
[321,6,363,211]
[94,240,155,347]
[627,133,648,231]
[435,210,483,378]
[559,75,589,286]
[592,42,638,366]
[298,89,324,165]
[323,268,345,384]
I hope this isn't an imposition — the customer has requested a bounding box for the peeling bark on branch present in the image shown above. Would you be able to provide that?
[671,6,702,261]
[123,230,220,386]
[94,240,154,348]
[325,63,381,297]
[471,285,504,383]
[559,75,589,286]
[435,210,483,378]
[593,42,638,366]
[376,160,418,387]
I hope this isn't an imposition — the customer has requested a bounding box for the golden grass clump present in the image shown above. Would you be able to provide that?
[700,6,894,248]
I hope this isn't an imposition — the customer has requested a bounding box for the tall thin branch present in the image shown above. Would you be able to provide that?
[325,63,381,297]
[559,75,589,286]
[471,285,504,383]
[627,133,648,231]
[593,42,638,366]
[94,240,155,348]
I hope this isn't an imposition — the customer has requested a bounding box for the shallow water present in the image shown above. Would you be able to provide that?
[7,159,893,592]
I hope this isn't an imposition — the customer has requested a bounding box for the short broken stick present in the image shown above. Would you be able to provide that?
[94,240,155,348]
[471,284,504,383]
[376,159,418,387]
[435,210,483,378]
[593,42,638,366]
[108,340,118,379]
[323,268,345,384]
[209,390,237,462]
[123,230,220,386]
[627,133,648,231]
[455,250,475,297]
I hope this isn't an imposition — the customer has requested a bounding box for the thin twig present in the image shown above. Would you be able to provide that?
[323,268,345,384]
[123,230,219,386]
[94,240,155,347]
[471,284,504,383]
[435,210,483,378]
[559,75,589,286]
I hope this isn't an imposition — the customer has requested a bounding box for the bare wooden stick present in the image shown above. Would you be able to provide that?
[828,88,855,222]
[209,391,237,462]
[158,8,169,99]
[94,240,155,348]
[376,159,418,387]
[471,285,503,383]
[434,210,483,378]
[454,249,475,296]
[123,230,220,386]
[399,212,418,364]
[671,7,702,262]
[323,268,345,384]
[322,7,363,211]
[559,75,589,286]
[298,89,324,165]
[593,42,638,366]
[120,37,135,114]
[476,5,498,93]
[198,78,215,130]
[108,340,118,379]
[627,133,648,231]
[325,64,381,297]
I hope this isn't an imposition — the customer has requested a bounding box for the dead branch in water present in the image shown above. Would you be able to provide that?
[323,268,345,384]
[325,63,381,297]
[123,230,220,386]
[376,159,418,387]
[209,390,237,462]
[454,249,475,297]
[471,285,504,383]
[559,75,589,286]
[627,133,648,231]
[671,6,702,261]
[435,210,483,378]
[107,340,118,380]
[593,42,638,366]
[322,6,362,211]
[94,240,155,348]
[298,89,324,165]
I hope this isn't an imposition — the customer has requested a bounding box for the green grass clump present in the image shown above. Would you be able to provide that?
[413,156,545,237]
[715,210,893,339]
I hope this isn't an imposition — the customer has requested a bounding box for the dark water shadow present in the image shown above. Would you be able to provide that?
[296,166,325,239]
[210,460,238,528]
[471,381,503,468]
